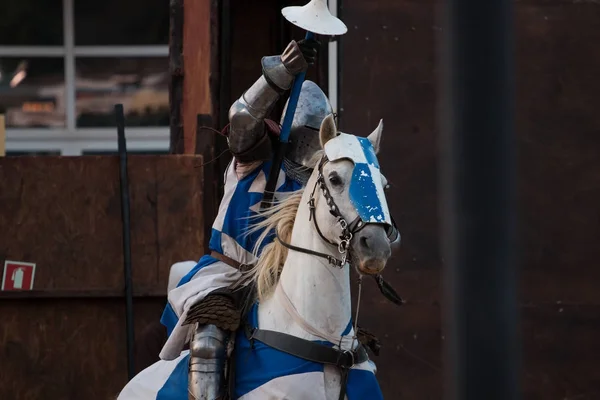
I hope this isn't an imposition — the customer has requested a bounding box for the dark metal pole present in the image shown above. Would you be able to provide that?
[115,104,135,380]
[336,0,343,128]
[439,0,519,398]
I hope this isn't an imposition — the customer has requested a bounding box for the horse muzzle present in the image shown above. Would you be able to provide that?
[350,224,391,275]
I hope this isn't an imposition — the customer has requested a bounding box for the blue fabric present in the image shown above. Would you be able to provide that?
[356,137,379,168]
[350,163,387,223]
[156,353,190,400]
[159,254,220,335]
[160,161,301,334]
[211,161,301,257]
[345,137,390,226]
[155,157,382,398]
[153,304,382,400]
[346,368,384,400]
[234,304,325,398]
[160,303,178,337]
[234,303,383,399]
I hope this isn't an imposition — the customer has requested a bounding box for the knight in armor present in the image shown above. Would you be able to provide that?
[154,38,400,399]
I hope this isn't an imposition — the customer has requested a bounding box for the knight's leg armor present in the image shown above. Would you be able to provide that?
[188,323,229,400]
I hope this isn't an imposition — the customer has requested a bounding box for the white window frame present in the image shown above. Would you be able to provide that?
[1,0,170,155]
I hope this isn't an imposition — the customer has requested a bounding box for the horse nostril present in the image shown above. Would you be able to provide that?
[360,236,369,250]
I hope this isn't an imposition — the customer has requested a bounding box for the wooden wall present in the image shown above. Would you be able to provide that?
[338,1,600,399]
[0,155,206,398]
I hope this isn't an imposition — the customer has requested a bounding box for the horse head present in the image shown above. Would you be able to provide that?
[309,113,392,275]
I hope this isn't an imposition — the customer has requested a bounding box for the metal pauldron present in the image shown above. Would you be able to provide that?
[188,323,229,400]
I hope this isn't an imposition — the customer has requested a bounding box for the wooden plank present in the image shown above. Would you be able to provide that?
[0,298,165,399]
[0,289,167,299]
[156,155,205,290]
[0,155,204,294]
[182,0,215,154]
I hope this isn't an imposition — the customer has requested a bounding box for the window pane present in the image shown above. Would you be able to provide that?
[0,0,63,45]
[75,57,169,127]
[74,0,169,45]
[0,57,65,128]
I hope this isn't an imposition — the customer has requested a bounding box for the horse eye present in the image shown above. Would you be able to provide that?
[329,174,343,186]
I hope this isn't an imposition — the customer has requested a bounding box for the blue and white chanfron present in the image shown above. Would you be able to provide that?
[323,133,391,226]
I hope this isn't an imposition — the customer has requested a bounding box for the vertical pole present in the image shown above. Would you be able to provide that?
[169,0,185,154]
[439,0,519,398]
[116,104,135,380]
[0,115,5,157]
[327,0,338,114]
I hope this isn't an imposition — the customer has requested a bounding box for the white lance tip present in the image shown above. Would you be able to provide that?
[282,0,348,36]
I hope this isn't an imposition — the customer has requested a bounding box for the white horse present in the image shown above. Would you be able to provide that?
[117,114,394,400]
[230,114,393,400]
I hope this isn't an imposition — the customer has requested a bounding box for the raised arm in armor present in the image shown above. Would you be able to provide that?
[188,38,319,400]
[227,38,318,163]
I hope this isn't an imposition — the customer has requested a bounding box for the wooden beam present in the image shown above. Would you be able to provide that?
[182,0,218,154]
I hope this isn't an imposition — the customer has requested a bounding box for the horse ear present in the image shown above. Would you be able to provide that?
[367,119,383,154]
[319,113,338,148]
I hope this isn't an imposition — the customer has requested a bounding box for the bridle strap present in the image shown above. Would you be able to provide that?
[276,231,344,268]
[276,154,379,268]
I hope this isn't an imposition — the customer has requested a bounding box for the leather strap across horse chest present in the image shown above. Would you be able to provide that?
[243,323,369,400]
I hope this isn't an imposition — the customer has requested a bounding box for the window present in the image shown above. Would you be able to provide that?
[0,0,170,156]
[0,57,65,128]
[75,57,169,128]
[74,0,169,46]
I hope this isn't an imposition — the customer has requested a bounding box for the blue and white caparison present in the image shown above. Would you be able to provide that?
[117,114,396,400]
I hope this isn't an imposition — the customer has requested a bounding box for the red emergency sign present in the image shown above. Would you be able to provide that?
[1,260,36,291]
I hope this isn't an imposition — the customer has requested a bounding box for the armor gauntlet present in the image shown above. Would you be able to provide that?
[227,40,309,162]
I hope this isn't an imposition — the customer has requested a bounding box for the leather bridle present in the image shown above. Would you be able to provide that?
[276,155,388,268]
[275,154,404,307]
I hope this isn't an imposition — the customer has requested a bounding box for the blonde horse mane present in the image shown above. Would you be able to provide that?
[243,190,303,301]
[243,151,323,301]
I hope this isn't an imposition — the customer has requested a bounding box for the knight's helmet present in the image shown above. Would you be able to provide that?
[281,80,333,169]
